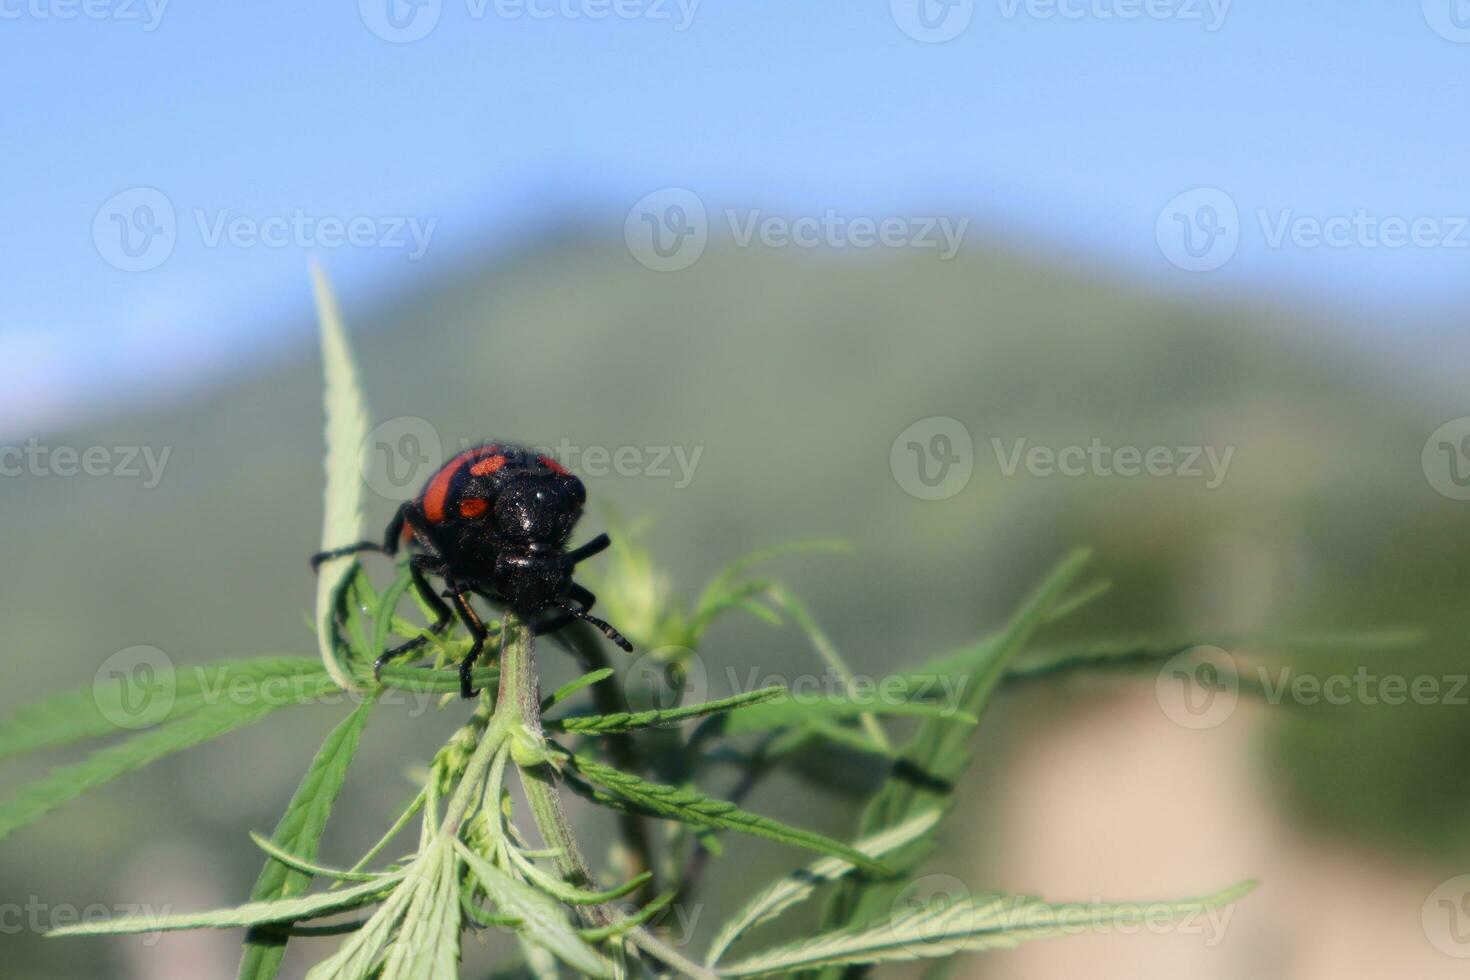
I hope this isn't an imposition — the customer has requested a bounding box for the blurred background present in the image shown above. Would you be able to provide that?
[3,3,1470,977]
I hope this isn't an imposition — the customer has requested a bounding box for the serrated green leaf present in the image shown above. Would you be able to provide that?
[541,669,616,713]
[305,871,419,980]
[48,874,400,936]
[0,678,337,842]
[512,856,652,907]
[579,891,675,942]
[373,568,415,656]
[371,663,498,693]
[0,657,328,761]
[565,754,889,873]
[247,833,389,883]
[455,841,609,978]
[821,550,1090,937]
[238,697,377,980]
[1004,629,1424,687]
[707,809,942,965]
[312,261,371,694]
[552,687,785,735]
[377,840,461,980]
[721,693,977,736]
[719,880,1255,976]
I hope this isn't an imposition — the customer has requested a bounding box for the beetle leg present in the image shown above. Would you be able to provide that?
[373,556,452,678]
[448,588,491,699]
[564,533,611,567]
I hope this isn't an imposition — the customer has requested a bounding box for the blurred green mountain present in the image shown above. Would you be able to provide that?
[3,235,1468,977]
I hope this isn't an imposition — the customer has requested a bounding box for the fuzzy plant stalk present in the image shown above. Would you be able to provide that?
[493,618,719,978]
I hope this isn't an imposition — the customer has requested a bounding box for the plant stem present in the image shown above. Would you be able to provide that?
[502,619,720,980]
[563,623,655,896]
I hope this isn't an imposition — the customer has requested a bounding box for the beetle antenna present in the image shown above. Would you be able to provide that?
[564,605,633,651]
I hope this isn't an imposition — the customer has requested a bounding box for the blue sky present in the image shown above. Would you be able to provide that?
[3,2,1468,430]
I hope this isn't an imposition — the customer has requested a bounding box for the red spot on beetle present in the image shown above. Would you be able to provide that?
[538,455,569,476]
[470,455,506,477]
[422,449,475,522]
[458,497,489,519]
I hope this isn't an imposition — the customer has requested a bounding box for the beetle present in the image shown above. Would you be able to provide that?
[311,442,631,699]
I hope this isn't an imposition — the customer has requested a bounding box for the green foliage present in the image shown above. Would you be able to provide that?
[15,267,1401,977]
[239,697,377,980]
[563,753,889,872]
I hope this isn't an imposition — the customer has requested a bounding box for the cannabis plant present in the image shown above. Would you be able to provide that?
[4,267,1400,978]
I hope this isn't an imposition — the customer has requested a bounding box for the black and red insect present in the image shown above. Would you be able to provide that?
[311,443,631,699]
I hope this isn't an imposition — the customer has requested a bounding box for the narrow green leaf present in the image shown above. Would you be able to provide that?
[1004,629,1424,686]
[455,841,609,978]
[371,663,498,693]
[372,571,415,660]
[566,754,889,873]
[552,687,786,734]
[312,260,371,693]
[721,880,1256,976]
[822,550,1090,936]
[0,657,328,761]
[707,809,943,965]
[578,891,676,942]
[334,790,426,889]
[541,669,616,712]
[48,875,400,936]
[238,697,378,979]
[247,833,389,883]
[721,694,977,736]
[0,681,336,841]
[378,841,461,980]
[304,872,419,980]
[514,858,653,906]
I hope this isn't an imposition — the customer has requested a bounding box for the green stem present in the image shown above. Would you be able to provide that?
[501,619,720,980]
